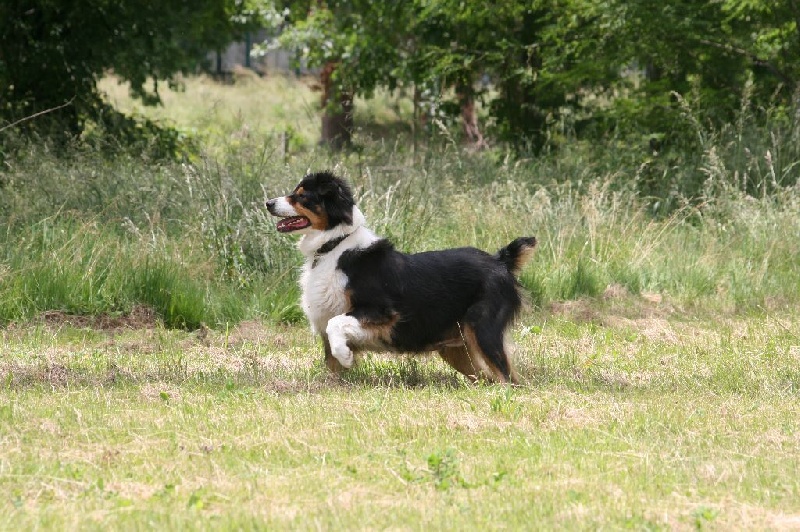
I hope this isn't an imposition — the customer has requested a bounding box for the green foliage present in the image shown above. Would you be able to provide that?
[3,0,799,154]
[271,1,571,147]
[83,103,199,160]
[577,0,800,144]
[0,0,261,144]
[271,0,800,151]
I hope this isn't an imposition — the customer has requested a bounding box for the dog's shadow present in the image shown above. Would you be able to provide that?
[332,355,469,389]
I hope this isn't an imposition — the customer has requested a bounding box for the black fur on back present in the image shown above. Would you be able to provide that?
[338,239,525,377]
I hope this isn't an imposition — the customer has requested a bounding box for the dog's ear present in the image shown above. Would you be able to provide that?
[317,181,336,197]
[327,185,354,225]
[316,173,341,198]
[315,173,354,226]
[316,173,354,204]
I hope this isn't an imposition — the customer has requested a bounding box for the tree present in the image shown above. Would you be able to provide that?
[573,0,800,142]
[272,0,603,150]
[0,0,260,142]
[269,0,414,148]
[274,0,800,152]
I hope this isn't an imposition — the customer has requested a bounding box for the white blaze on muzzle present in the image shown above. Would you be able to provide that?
[267,196,312,233]
[267,196,299,217]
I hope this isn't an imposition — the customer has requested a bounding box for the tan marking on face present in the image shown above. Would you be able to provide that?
[291,201,329,230]
[514,246,537,272]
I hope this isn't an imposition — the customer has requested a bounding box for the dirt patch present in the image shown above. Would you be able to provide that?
[36,305,160,331]
[548,289,673,323]
[602,316,678,343]
[45,363,70,387]
[1,362,76,388]
[548,299,599,322]
[602,283,628,299]
[224,320,283,347]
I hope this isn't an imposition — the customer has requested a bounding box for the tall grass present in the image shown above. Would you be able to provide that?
[1,75,798,327]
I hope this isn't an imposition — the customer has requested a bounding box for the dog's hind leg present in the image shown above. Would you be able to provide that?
[438,345,484,383]
[437,321,516,384]
[461,295,521,383]
[438,345,475,382]
[460,324,515,383]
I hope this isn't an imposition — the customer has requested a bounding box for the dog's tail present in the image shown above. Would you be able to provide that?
[495,237,537,275]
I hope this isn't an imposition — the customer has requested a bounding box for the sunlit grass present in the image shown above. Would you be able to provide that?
[1,145,799,325]
[98,72,321,152]
[2,73,800,529]
[1,312,799,528]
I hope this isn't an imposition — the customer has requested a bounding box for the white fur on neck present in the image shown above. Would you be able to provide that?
[297,206,379,335]
[298,206,371,258]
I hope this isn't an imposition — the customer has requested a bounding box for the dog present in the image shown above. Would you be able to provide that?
[266,171,536,383]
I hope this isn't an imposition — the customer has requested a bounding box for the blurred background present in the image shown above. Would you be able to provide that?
[1,0,798,328]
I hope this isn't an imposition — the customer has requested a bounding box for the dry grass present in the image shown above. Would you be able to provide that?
[1,303,799,529]
[98,72,321,149]
[97,71,414,152]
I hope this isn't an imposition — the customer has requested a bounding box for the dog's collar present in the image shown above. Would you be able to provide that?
[312,234,350,268]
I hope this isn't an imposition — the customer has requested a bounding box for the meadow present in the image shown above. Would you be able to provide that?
[1,73,799,529]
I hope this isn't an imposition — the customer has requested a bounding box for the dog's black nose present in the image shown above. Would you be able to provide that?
[267,198,278,216]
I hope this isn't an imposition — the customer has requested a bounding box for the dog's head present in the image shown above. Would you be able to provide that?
[266,171,355,234]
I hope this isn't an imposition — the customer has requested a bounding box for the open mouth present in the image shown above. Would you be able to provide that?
[276,216,311,233]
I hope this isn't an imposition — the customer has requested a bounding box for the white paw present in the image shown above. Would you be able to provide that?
[330,341,354,368]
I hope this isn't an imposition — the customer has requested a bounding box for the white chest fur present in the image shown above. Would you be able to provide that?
[300,256,350,334]
[296,215,379,335]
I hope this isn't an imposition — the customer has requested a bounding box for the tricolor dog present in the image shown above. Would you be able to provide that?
[266,171,536,383]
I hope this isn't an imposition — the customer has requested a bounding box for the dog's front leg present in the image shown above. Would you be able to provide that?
[325,314,370,368]
[321,333,346,373]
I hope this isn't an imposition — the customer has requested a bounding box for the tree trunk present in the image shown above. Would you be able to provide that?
[320,62,353,150]
[456,83,487,150]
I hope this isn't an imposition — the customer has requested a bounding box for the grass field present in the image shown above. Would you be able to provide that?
[2,308,799,529]
[2,74,800,529]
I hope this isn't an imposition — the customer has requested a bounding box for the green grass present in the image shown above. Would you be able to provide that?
[2,145,798,326]
[96,72,417,155]
[97,72,321,153]
[2,73,800,528]
[2,75,795,327]
[1,311,799,528]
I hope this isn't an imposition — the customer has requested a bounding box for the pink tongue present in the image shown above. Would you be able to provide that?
[277,216,311,232]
